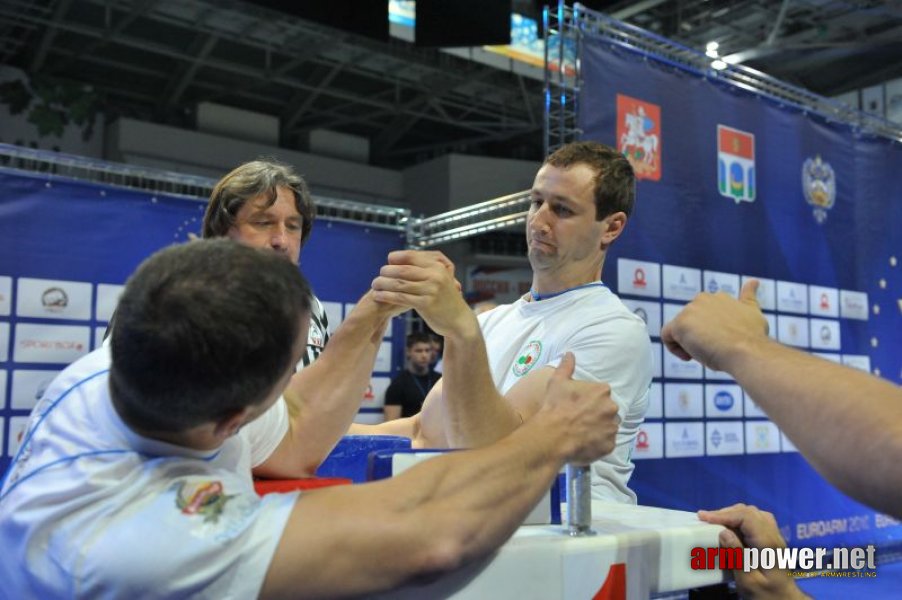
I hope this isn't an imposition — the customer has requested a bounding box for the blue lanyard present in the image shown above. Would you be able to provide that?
[530,281,606,302]
[411,372,435,399]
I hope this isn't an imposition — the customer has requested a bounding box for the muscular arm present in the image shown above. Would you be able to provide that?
[261,354,619,599]
[721,336,902,518]
[371,250,523,448]
[663,280,902,518]
[254,292,393,479]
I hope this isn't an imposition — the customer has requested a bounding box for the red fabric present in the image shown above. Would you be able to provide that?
[254,478,352,496]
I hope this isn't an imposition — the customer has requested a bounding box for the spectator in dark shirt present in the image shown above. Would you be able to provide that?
[383,332,442,420]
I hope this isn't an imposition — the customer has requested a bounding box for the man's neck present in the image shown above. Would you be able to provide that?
[532,256,604,296]
[409,365,429,376]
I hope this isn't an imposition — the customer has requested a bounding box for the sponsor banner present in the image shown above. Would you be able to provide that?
[706,421,744,456]
[705,384,743,418]
[744,394,767,419]
[8,416,29,457]
[841,354,872,373]
[651,342,662,378]
[374,341,393,373]
[664,422,705,458]
[662,265,701,301]
[617,258,661,298]
[616,94,662,181]
[776,281,809,315]
[777,315,810,348]
[321,301,344,330]
[633,422,664,460]
[717,125,755,203]
[809,285,839,318]
[0,322,9,362]
[0,276,11,316]
[664,348,703,379]
[745,421,781,454]
[704,367,733,382]
[664,383,704,418]
[764,313,777,340]
[11,369,60,410]
[622,299,661,337]
[95,283,125,322]
[13,323,91,364]
[646,382,663,418]
[703,270,740,297]
[813,352,842,363]
[742,276,776,311]
[781,432,799,453]
[362,376,391,407]
[809,318,841,351]
[16,278,92,321]
[839,290,869,321]
[0,370,6,408]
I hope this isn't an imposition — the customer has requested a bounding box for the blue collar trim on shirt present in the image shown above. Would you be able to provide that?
[529,281,606,302]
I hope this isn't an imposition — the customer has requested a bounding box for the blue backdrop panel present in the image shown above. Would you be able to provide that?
[0,167,406,474]
[579,37,902,550]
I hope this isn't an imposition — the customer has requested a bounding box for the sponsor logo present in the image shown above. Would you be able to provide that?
[512,340,542,377]
[362,384,375,402]
[633,307,648,323]
[617,94,661,181]
[709,428,722,448]
[820,293,830,310]
[672,427,701,454]
[707,278,719,293]
[754,424,771,449]
[41,287,69,312]
[717,125,756,203]
[820,325,832,343]
[713,391,734,411]
[633,267,647,288]
[802,155,836,224]
[174,481,234,523]
[636,430,649,450]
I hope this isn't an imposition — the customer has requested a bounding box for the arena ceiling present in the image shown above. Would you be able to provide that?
[1,0,900,168]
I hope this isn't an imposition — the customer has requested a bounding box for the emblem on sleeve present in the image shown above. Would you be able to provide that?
[512,340,543,377]
[174,481,234,523]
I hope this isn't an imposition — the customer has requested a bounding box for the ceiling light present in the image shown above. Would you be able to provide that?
[711,60,728,70]
[706,41,719,52]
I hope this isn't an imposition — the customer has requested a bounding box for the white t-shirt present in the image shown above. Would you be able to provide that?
[0,347,297,598]
[478,283,653,503]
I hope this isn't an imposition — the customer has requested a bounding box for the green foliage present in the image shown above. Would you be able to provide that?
[0,74,99,141]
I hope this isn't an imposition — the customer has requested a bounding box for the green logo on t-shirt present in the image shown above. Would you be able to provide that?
[512,340,543,377]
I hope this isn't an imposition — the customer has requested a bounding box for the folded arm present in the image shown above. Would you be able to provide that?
[254,292,394,479]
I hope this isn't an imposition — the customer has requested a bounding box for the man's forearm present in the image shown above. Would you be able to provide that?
[262,413,567,598]
[281,293,392,474]
[725,338,902,517]
[440,321,523,448]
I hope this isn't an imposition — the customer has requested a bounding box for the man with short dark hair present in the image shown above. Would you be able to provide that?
[0,239,622,598]
[383,332,441,421]
[368,141,653,503]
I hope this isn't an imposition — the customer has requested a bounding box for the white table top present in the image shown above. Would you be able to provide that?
[376,501,728,599]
